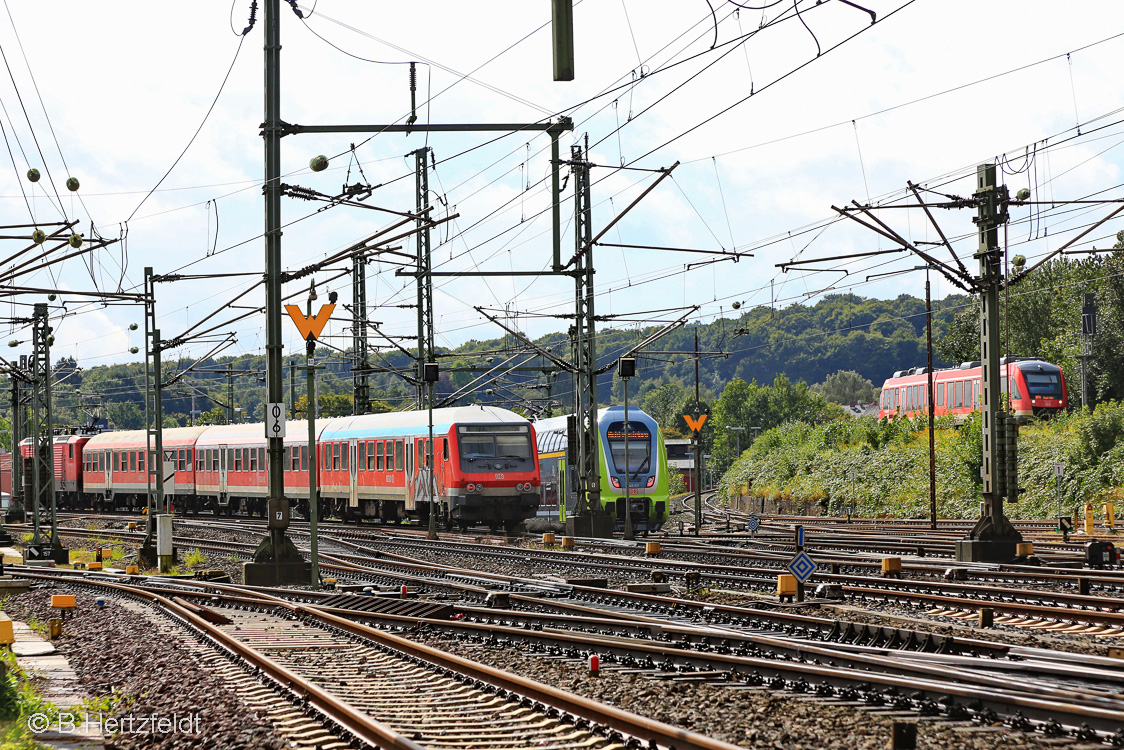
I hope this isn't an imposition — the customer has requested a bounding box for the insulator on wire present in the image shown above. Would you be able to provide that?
[409,62,417,92]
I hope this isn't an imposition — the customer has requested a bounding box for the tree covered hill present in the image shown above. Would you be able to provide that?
[10,246,1122,432]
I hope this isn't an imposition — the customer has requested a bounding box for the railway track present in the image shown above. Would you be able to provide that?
[20,513,1124,743]
[15,563,1124,744]
[19,569,745,750]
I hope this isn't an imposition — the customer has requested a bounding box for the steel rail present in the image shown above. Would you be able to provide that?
[19,573,426,750]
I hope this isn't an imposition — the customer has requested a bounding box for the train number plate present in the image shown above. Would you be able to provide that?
[494,473,505,479]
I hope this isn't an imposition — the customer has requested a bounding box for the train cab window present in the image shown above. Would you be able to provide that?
[300,445,307,471]
[973,380,980,407]
[442,438,449,462]
[1012,379,1022,400]
[395,440,404,471]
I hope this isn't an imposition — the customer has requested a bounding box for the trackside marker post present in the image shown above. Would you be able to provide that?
[588,654,600,675]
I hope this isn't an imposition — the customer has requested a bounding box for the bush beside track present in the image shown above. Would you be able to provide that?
[718,402,1124,520]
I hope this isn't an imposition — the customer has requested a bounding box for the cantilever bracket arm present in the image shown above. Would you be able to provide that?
[831,204,972,292]
[161,335,237,388]
[474,306,576,374]
[595,307,699,375]
[907,181,970,278]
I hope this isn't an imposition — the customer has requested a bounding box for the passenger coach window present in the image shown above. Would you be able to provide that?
[138,451,145,472]
[937,383,945,406]
[395,440,404,470]
[129,452,136,472]
[377,441,384,471]
[300,445,307,471]
[333,443,340,471]
[341,443,348,471]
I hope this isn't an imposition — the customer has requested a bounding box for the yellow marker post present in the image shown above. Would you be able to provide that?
[0,613,13,646]
[1085,503,1096,535]
[1105,502,1116,532]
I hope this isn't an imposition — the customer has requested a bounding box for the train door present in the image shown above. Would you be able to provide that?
[348,439,359,509]
[404,438,416,510]
[219,446,228,495]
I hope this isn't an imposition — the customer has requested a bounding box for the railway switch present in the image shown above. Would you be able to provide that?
[485,592,510,608]
[813,583,843,600]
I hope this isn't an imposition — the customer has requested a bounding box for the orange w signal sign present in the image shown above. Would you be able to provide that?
[683,413,708,432]
[285,304,335,341]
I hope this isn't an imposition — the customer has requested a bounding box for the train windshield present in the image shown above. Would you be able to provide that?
[606,421,651,474]
[458,424,532,465]
[1020,367,1063,397]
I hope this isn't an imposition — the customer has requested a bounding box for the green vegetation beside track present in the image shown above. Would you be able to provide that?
[719,401,1124,520]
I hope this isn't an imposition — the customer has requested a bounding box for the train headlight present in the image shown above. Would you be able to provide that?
[609,476,620,488]
[646,476,655,488]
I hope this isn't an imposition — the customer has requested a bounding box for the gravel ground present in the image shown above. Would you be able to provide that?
[2,587,286,750]
[407,632,1082,750]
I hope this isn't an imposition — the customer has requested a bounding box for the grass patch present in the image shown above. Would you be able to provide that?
[182,548,206,568]
[0,649,58,748]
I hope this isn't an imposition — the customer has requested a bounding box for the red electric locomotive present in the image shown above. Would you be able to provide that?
[878,357,1067,421]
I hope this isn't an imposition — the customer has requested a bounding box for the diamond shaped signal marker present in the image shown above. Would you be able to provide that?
[787,551,817,583]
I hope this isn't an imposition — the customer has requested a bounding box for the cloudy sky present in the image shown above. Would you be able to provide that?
[0,0,1121,373]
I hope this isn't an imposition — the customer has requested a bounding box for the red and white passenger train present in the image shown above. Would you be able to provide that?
[18,405,541,532]
[878,357,1068,420]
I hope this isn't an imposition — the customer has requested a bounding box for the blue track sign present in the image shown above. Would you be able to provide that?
[787,551,817,583]
[747,515,760,531]
[795,525,804,547]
